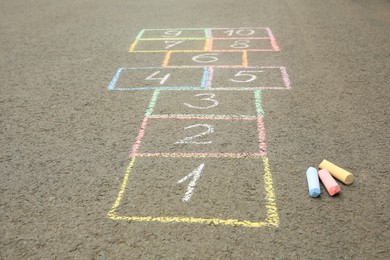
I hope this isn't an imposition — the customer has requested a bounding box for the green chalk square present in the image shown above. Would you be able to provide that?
[139,29,207,39]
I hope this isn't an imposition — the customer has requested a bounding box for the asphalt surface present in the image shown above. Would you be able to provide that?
[1,0,389,259]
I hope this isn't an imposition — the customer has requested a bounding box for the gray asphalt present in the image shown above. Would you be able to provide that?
[1,0,389,259]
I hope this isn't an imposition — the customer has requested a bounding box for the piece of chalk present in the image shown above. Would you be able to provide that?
[318,169,341,196]
[306,167,321,197]
[319,159,354,185]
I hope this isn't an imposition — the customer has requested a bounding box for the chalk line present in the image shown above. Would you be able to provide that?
[107,68,124,90]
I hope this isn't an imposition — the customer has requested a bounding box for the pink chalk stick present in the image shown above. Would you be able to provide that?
[318,169,341,196]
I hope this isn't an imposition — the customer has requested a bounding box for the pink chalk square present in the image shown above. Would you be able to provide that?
[131,117,266,157]
[131,39,207,52]
[138,29,207,39]
[211,39,275,52]
[113,156,269,222]
[165,51,245,68]
[210,67,291,90]
[210,28,270,38]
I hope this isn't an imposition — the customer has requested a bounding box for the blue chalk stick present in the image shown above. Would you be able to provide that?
[306,167,321,198]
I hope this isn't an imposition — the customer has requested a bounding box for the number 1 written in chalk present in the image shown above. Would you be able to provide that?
[177,163,205,202]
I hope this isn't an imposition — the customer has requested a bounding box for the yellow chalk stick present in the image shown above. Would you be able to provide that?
[318,159,354,185]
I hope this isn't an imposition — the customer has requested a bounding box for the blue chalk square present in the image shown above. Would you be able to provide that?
[107,67,206,91]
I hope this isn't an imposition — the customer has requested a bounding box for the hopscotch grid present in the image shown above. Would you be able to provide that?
[108,156,278,228]
[109,27,282,227]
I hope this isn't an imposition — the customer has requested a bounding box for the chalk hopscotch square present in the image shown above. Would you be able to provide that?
[136,29,208,39]
[130,116,266,158]
[209,67,291,90]
[210,28,270,38]
[211,39,275,52]
[163,51,246,68]
[150,90,260,118]
[129,39,207,52]
[107,67,206,91]
[108,156,279,228]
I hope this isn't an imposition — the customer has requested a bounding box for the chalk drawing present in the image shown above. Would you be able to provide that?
[200,67,209,89]
[129,27,280,52]
[230,70,264,83]
[145,71,171,84]
[162,30,183,37]
[128,116,266,158]
[107,66,290,91]
[175,124,214,145]
[107,157,278,228]
[107,27,285,228]
[137,28,208,40]
[206,67,214,89]
[192,53,219,64]
[165,52,246,68]
[177,163,205,202]
[144,90,160,116]
[265,27,280,51]
[107,67,208,90]
[148,115,257,120]
[231,40,251,49]
[162,51,172,67]
[209,66,291,90]
[223,29,255,36]
[165,40,185,49]
[254,90,264,117]
[183,93,219,110]
[242,50,248,67]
